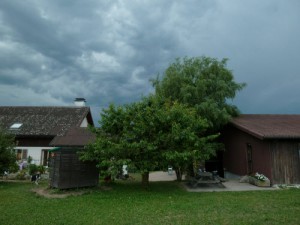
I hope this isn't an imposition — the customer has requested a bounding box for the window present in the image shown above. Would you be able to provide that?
[10,123,23,129]
[16,149,28,161]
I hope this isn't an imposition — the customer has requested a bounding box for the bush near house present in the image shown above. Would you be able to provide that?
[0,128,16,174]
[28,164,46,176]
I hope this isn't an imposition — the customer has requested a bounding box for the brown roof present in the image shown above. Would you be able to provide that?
[0,106,93,136]
[230,114,300,140]
[50,127,96,147]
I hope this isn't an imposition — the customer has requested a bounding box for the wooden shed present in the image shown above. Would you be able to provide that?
[222,115,300,185]
[49,127,98,189]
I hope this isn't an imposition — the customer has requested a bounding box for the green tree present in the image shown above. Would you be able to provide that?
[157,100,220,181]
[82,96,218,186]
[152,56,246,130]
[0,127,16,174]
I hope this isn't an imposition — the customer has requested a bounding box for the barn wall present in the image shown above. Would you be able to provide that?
[222,126,272,180]
[271,140,300,184]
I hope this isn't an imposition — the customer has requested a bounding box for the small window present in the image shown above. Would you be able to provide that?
[16,149,27,160]
[10,123,23,129]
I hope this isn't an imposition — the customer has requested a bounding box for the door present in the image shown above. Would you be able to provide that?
[41,150,49,166]
[246,143,253,174]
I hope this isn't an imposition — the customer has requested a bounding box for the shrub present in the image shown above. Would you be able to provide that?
[16,170,27,180]
[27,156,33,164]
[9,162,19,173]
[28,164,38,175]
[37,165,46,174]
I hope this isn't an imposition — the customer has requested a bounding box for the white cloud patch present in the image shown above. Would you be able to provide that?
[77,51,121,73]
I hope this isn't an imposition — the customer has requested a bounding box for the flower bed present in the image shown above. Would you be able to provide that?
[249,173,270,187]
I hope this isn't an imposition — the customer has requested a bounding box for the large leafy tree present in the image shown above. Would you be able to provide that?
[83,56,245,186]
[151,56,245,177]
[82,96,218,186]
[0,127,16,174]
[152,56,246,130]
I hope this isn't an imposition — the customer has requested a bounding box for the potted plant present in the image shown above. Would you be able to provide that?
[249,172,270,187]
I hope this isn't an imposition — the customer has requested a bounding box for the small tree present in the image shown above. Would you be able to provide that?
[0,127,16,174]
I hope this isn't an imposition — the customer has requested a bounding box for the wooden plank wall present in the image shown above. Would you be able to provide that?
[49,148,99,189]
[49,151,61,188]
[271,140,300,184]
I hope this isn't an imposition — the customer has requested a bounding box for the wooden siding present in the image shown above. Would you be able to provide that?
[49,148,99,189]
[271,141,300,184]
[223,125,300,184]
[222,125,272,180]
[16,136,53,147]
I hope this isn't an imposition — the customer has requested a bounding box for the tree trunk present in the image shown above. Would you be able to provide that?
[175,168,182,181]
[141,172,149,187]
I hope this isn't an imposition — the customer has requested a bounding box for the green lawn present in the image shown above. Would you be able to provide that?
[0,180,299,225]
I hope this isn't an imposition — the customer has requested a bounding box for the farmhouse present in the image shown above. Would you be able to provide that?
[222,114,300,184]
[0,98,94,166]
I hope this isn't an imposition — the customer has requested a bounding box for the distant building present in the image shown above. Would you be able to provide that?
[0,98,94,166]
[222,114,300,184]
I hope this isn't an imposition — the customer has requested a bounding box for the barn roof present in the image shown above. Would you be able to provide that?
[0,106,93,137]
[230,114,300,140]
[50,127,96,147]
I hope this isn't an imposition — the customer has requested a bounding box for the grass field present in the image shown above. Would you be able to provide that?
[0,180,299,225]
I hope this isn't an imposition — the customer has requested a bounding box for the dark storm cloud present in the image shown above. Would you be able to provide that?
[0,0,300,124]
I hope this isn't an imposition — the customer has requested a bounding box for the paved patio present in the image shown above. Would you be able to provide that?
[149,171,278,192]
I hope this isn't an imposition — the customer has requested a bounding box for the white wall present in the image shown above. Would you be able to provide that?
[15,146,53,165]
[80,117,88,127]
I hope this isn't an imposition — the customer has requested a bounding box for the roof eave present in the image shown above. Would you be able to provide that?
[230,122,265,140]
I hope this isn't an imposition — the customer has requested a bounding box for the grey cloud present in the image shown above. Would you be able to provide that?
[0,0,299,125]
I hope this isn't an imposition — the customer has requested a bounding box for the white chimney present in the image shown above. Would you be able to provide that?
[74,98,86,106]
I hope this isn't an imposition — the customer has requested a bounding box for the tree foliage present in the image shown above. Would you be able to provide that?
[0,127,16,174]
[152,56,246,130]
[83,56,245,186]
[82,96,218,185]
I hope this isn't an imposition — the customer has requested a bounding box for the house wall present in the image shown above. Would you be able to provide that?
[15,136,54,165]
[17,136,53,146]
[15,146,53,165]
[222,126,272,181]
[80,117,88,127]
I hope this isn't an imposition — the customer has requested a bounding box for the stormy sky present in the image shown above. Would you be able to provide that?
[0,0,299,124]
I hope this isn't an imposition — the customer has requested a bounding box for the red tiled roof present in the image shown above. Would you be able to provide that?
[230,114,300,140]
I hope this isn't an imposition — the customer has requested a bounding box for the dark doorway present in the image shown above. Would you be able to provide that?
[246,143,253,174]
[205,150,224,177]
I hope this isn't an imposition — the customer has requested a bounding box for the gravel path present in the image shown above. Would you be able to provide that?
[149,171,177,181]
